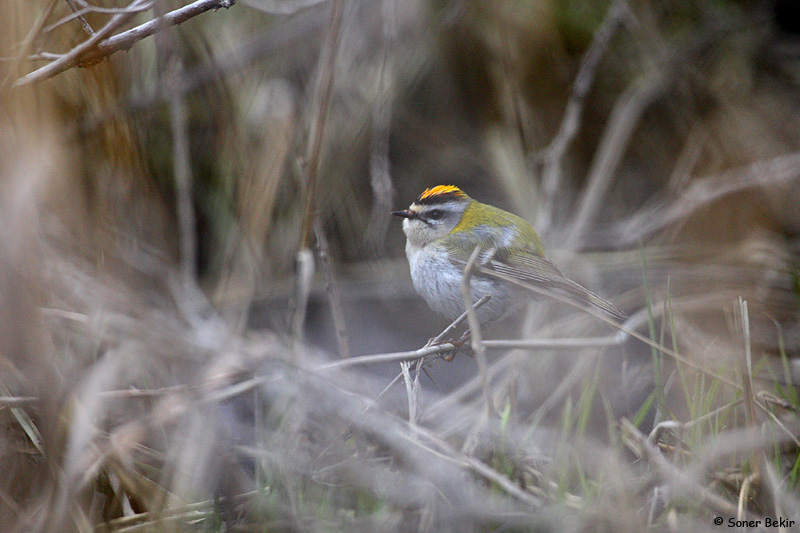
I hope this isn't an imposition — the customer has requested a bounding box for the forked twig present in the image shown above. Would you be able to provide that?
[432,295,491,345]
[15,0,153,86]
[64,0,95,36]
[538,0,630,229]
[15,0,235,86]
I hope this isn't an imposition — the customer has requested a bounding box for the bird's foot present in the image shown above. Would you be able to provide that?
[425,329,472,362]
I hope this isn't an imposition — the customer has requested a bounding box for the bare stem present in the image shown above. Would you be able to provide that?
[298,0,345,248]
[461,246,494,418]
[287,0,345,365]
[314,222,350,359]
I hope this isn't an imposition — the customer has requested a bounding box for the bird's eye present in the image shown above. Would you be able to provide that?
[427,209,444,220]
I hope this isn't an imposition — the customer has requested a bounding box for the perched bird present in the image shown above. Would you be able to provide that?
[391,185,626,325]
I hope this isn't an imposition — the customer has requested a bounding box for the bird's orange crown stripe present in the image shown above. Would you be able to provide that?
[418,185,466,200]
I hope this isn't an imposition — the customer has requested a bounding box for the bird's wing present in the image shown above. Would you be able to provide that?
[458,248,627,321]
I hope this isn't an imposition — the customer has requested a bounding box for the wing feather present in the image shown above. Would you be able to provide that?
[453,247,627,321]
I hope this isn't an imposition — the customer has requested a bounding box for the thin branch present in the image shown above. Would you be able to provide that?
[432,295,490,344]
[64,0,95,36]
[291,0,345,365]
[683,398,744,429]
[754,398,800,449]
[360,296,492,407]
[0,396,39,406]
[75,7,325,134]
[737,298,763,481]
[317,333,629,371]
[0,52,64,62]
[319,292,746,389]
[15,0,236,86]
[318,296,492,372]
[461,247,494,417]
[317,342,459,370]
[14,0,152,86]
[1,0,61,88]
[399,421,542,508]
[400,360,421,426]
[613,152,800,246]
[620,418,744,519]
[0,383,43,453]
[537,0,630,230]
[482,334,625,350]
[314,223,350,359]
[566,71,664,247]
[298,0,345,248]
[241,0,326,15]
[477,263,742,389]
[44,3,153,34]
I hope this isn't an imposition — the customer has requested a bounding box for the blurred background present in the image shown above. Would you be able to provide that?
[2,0,800,530]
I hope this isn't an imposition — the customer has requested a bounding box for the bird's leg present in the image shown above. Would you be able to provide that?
[422,329,471,362]
[441,329,472,362]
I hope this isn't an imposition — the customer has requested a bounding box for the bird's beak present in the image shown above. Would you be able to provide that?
[391,209,416,219]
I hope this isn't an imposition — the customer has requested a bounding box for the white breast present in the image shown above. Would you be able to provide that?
[405,241,521,323]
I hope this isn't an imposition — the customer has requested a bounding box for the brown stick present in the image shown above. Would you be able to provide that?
[15,0,236,86]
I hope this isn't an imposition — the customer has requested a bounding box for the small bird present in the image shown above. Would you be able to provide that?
[392,185,626,325]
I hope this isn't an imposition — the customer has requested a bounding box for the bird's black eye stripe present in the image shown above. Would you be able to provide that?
[426,209,444,221]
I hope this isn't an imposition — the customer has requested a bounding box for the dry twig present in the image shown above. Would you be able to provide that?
[567,72,665,247]
[538,0,630,230]
[64,0,95,36]
[620,418,744,519]
[15,0,236,86]
[461,246,494,418]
